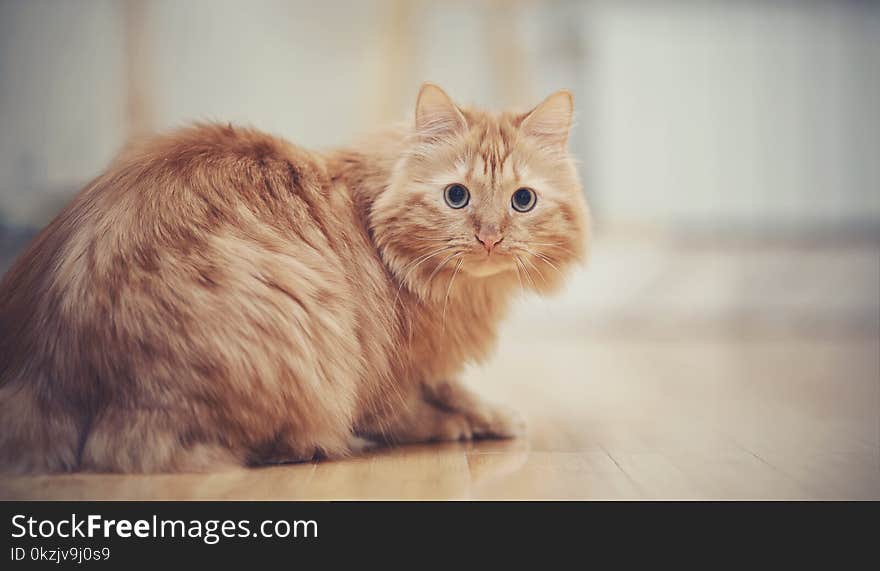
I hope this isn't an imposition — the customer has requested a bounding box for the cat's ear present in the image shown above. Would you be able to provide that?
[520,90,574,148]
[415,83,467,139]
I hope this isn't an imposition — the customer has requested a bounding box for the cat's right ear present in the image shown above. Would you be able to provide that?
[415,83,467,139]
[519,90,574,148]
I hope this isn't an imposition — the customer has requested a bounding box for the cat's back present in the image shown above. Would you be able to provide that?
[3,122,339,288]
[3,122,341,311]
[95,122,334,235]
[0,122,359,388]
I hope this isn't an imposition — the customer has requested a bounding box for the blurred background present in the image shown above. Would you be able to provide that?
[1,0,878,330]
[0,0,877,498]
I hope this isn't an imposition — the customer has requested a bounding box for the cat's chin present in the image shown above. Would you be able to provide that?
[461,259,515,278]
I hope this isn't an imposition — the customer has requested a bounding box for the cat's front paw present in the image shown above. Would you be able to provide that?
[433,404,525,441]
[471,404,526,439]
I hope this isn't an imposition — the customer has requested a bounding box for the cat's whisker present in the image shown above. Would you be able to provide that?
[399,246,454,276]
[522,248,564,277]
[534,252,563,276]
[529,242,576,256]
[514,256,536,290]
[424,250,461,296]
[518,251,555,322]
[442,258,464,330]
[523,261,538,289]
[511,257,526,297]
[392,246,454,309]
[520,254,547,284]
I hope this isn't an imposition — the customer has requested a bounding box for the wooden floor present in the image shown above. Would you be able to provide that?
[1,235,878,500]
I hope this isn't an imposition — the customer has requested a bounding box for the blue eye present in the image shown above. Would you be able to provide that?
[512,188,536,212]
[444,184,470,209]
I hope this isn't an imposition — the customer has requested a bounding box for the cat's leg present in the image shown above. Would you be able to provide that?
[244,417,371,466]
[422,378,525,440]
[79,397,366,472]
[254,431,372,466]
[79,409,367,473]
[79,407,243,473]
[0,379,84,475]
[358,379,524,444]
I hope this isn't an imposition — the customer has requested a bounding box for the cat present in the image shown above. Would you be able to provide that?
[0,83,589,474]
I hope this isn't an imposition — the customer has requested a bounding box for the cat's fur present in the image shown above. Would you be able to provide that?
[0,84,588,474]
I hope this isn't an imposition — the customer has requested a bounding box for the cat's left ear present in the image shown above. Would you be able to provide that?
[520,90,574,148]
[415,83,468,140]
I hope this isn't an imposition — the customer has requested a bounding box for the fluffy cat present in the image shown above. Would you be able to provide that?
[0,84,588,474]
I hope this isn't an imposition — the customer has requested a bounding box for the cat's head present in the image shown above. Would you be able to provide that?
[372,83,589,301]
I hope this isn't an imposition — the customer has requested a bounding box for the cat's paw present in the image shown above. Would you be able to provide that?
[432,412,476,441]
[471,404,526,439]
[433,405,526,441]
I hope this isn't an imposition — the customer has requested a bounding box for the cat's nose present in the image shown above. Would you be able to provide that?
[475,229,504,254]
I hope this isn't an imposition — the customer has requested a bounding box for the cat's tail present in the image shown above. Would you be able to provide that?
[0,380,84,476]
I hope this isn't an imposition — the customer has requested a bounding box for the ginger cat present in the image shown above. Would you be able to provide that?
[0,84,588,474]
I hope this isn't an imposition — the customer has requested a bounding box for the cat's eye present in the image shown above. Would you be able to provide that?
[444,184,470,209]
[511,188,537,212]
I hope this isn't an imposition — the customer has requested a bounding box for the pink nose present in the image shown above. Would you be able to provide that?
[475,230,503,253]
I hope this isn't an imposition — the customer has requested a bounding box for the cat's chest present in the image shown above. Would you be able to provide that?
[402,293,508,380]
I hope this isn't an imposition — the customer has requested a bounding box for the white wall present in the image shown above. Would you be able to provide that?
[1,0,878,231]
[583,1,880,228]
[148,0,389,148]
[0,0,125,223]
